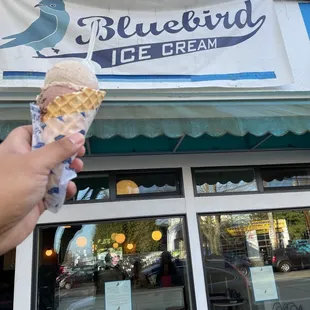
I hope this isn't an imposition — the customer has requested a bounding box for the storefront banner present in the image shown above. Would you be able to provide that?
[0,0,293,89]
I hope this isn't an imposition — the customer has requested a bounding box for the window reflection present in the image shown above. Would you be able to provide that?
[261,167,310,189]
[36,217,193,310]
[199,210,310,309]
[194,169,258,194]
[72,175,109,202]
[116,172,179,196]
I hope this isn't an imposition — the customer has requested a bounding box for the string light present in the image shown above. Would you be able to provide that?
[152,231,162,241]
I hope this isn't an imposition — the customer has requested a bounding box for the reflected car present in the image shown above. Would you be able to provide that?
[56,272,70,288]
[142,257,250,298]
[67,259,250,310]
[272,245,310,272]
[59,268,94,289]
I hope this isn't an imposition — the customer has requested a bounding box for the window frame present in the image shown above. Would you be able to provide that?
[114,168,184,200]
[31,214,196,310]
[192,166,259,197]
[260,164,310,192]
[197,207,310,310]
[192,164,310,197]
[68,168,184,204]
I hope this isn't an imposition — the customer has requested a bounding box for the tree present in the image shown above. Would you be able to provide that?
[199,184,251,256]
[273,211,308,241]
[200,216,222,255]
[93,220,161,254]
[200,214,252,256]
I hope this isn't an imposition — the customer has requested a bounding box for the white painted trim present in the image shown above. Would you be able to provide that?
[38,198,186,224]
[16,152,310,310]
[195,191,310,214]
[13,233,34,310]
[83,150,310,172]
[182,167,209,310]
[1,89,310,102]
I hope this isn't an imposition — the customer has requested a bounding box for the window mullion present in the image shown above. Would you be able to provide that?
[182,166,209,310]
[255,168,265,193]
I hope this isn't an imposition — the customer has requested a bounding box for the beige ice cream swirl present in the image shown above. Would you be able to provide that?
[37,60,100,117]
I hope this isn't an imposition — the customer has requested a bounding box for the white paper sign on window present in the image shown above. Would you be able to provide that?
[250,266,278,302]
[105,280,132,310]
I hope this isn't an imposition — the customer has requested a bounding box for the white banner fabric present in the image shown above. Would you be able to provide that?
[0,0,293,89]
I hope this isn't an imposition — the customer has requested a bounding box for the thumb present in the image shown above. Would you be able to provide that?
[28,133,85,171]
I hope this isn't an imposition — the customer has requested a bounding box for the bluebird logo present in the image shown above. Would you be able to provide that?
[38,0,266,68]
[0,0,70,57]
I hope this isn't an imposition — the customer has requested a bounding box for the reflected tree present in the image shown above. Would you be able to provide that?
[93,220,161,253]
[200,214,251,256]
[273,211,308,241]
[199,184,251,256]
[200,215,222,255]
[252,211,309,246]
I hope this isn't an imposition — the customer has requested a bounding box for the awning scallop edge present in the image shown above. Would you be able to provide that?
[1,101,310,140]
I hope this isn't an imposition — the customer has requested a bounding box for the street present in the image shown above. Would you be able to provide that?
[273,270,310,307]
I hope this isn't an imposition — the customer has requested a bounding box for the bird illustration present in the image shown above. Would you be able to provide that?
[0,0,70,57]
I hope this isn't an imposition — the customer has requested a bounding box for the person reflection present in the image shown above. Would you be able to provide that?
[156,251,182,288]
[93,264,99,295]
[105,250,112,269]
[132,260,149,289]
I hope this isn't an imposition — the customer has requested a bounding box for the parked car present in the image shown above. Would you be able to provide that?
[56,272,69,288]
[59,266,95,289]
[272,244,310,272]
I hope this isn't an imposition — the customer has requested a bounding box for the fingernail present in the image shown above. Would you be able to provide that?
[68,133,85,145]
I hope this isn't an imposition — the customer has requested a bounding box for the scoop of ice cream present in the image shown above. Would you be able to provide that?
[37,60,100,115]
[44,60,99,89]
[37,82,83,113]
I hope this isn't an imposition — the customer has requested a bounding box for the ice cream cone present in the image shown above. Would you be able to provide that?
[30,87,105,213]
[42,87,106,122]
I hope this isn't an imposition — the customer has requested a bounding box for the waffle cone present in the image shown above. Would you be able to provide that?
[42,87,106,122]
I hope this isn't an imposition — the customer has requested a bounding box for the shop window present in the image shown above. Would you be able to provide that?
[261,166,310,190]
[115,170,182,198]
[199,209,310,309]
[193,168,257,195]
[33,217,194,309]
[69,169,182,204]
[71,174,110,202]
[0,249,16,310]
